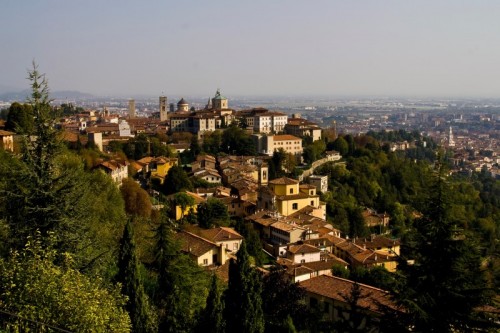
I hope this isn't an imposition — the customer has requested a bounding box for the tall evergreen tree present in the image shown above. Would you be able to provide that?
[261,266,307,332]
[391,162,491,332]
[224,241,264,333]
[153,218,210,333]
[196,274,225,333]
[117,220,157,333]
[2,63,92,254]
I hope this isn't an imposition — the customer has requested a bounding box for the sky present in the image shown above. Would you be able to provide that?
[1,0,500,98]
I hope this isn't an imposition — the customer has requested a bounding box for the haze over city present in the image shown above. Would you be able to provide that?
[2,0,500,98]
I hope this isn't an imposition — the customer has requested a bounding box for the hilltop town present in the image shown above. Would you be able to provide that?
[1,81,498,332]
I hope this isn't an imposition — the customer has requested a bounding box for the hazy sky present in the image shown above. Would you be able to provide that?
[2,1,500,98]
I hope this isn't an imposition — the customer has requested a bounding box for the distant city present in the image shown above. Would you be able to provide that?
[1,90,499,179]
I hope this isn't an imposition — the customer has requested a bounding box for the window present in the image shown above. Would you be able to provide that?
[203,259,208,265]
[310,297,318,308]
[233,243,239,250]
[301,259,305,263]
[323,302,330,313]
[311,200,314,206]
[292,203,298,210]
[290,188,294,194]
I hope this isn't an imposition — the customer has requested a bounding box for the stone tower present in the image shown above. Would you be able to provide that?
[212,89,228,110]
[159,95,168,121]
[128,99,136,119]
[448,126,455,147]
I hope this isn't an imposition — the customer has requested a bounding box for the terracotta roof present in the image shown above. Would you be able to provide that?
[276,193,311,201]
[288,244,321,254]
[199,227,243,243]
[176,231,217,257]
[269,177,299,185]
[98,159,128,171]
[299,275,398,313]
[354,236,401,251]
[272,134,301,141]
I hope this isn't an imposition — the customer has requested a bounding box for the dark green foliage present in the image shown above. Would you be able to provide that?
[303,139,326,164]
[2,64,89,253]
[197,197,230,228]
[329,136,348,156]
[196,274,225,333]
[153,220,210,333]
[58,103,84,116]
[117,220,157,332]
[392,164,491,332]
[270,149,287,179]
[331,263,350,279]
[202,130,222,155]
[162,165,193,195]
[221,124,256,156]
[233,219,265,266]
[224,241,264,333]
[5,102,34,133]
[261,266,307,332]
[347,206,369,238]
[348,265,395,291]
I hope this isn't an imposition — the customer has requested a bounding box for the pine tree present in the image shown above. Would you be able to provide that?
[2,63,90,253]
[117,220,157,333]
[196,274,225,333]
[224,241,265,333]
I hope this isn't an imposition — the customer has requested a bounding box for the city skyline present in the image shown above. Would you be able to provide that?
[2,1,500,98]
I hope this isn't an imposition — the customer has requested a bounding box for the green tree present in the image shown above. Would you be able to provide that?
[0,232,131,332]
[162,165,193,195]
[331,263,350,279]
[153,220,210,333]
[270,149,287,179]
[170,192,195,221]
[221,124,256,156]
[197,197,230,228]
[392,164,491,332]
[330,136,349,156]
[5,102,34,134]
[120,178,152,219]
[202,130,222,155]
[224,241,265,333]
[261,266,307,332]
[117,220,157,333]
[3,64,88,253]
[196,274,225,333]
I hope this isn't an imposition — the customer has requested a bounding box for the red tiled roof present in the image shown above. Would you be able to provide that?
[299,275,398,313]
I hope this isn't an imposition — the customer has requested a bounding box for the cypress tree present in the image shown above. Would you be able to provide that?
[117,220,156,332]
[224,241,264,333]
[196,274,225,333]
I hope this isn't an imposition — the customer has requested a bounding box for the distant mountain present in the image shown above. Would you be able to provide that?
[0,90,94,102]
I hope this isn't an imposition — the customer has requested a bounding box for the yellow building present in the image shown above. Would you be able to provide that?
[168,191,205,220]
[151,157,178,184]
[259,177,325,218]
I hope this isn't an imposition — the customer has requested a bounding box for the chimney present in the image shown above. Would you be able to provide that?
[219,244,226,265]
